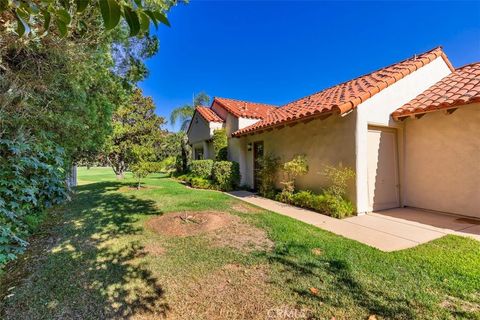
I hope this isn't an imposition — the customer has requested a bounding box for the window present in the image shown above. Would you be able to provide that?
[195,147,204,160]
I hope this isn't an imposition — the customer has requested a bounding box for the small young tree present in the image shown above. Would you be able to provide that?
[278,155,309,203]
[131,162,151,190]
[212,129,228,160]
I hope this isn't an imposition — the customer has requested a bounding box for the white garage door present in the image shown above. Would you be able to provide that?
[367,127,400,211]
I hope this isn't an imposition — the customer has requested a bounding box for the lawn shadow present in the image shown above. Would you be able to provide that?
[1,181,169,319]
[267,243,416,319]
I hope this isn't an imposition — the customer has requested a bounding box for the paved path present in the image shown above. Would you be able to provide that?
[228,191,480,252]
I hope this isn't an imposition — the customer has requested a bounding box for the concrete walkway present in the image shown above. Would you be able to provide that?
[228,191,480,252]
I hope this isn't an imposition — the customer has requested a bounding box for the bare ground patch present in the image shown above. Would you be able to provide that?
[441,294,480,315]
[142,243,166,256]
[145,211,234,237]
[207,217,274,253]
[166,263,287,320]
[146,211,273,253]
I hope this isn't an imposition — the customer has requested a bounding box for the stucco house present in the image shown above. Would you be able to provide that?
[187,47,480,218]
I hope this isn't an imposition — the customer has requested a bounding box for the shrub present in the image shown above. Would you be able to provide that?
[0,131,68,268]
[176,174,192,183]
[291,190,315,208]
[212,161,240,191]
[290,191,325,211]
[212,129,228,161]
[322,164,355,198]
[288,189,354,218]
[278,155,309,204]
[190,177,214,189]
[320,192,355,219]
[257,153,280,198]
[158,156,176,173]
[189,159,214,179]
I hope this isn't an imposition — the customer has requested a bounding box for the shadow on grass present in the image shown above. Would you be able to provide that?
[0,181,168,319]
[267,243,416,319]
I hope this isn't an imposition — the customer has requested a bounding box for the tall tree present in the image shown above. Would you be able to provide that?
[0,0,179,266]
[169,92,210,172]
[105,88,166,178]
[170,91,210,131]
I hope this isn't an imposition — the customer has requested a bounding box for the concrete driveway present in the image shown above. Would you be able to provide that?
[228,191,480,252]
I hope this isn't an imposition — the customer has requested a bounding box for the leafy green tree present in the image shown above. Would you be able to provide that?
[0,0,174,38]
[0,0,179,266]
[105,88,166,178]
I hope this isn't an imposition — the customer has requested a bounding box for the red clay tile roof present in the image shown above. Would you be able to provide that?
[392,63,480,120]
[195,106,224,123]
[214,97,277,119]
[233,47,454,137]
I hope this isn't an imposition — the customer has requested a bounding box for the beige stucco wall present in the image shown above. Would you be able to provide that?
[188,113,211,144]
[355,56,453,213]
[403,104,480,218]
[237,113,357,200]
[187,112,224,159]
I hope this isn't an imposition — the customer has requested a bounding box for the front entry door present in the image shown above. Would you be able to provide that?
[253,141,264,191]
[367,127,400,211]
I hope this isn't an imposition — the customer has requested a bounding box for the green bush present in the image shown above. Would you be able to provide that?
[190,159,214,179]
[176,174,190,182]
[288,190,354,218]
[212,161,240,191]
[0,131,68,268]
[320,192,355,219]
[190,177,214,189]
[322,164,355,198]
[257,153,280,198]
[291,190,315,208]
[212,129,228,161]
[278,155,309,204]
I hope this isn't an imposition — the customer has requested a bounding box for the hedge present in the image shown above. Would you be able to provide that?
[189,159,214,179]
[212,161,240,191]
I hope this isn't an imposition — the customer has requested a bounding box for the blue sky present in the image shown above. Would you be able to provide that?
[139,1,480,131]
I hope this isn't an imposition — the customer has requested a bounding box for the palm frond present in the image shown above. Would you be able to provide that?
[194,92,210,107]
[170,105,195,129]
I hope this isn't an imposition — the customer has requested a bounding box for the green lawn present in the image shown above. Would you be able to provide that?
[1,167,479,319]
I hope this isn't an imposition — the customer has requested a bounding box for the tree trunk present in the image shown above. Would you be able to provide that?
[181,134,189,173]
[110,158,126,179]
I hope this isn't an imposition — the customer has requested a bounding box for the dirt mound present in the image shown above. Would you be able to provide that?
[146,211,273,253]
[145,211,235,237]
